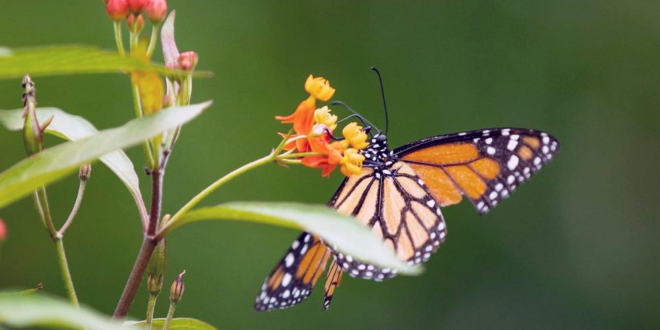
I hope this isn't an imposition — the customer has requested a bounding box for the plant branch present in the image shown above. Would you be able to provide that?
[57,179,87,237]
[113,236,157,319]
[146,25,159,59]
[131,82,157,172]
[114,21,125,56]
[55,238,80,308]
[146,293,158,330]
[158,153,275,238]
[148,169,164,236]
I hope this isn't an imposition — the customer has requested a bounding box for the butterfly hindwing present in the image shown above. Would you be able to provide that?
[396,128,560,214]
[322,259,343,310]
[254,232,331,311]
[327,162,448,280]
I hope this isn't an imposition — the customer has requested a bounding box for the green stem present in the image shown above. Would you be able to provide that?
[35,188,56,238]
[146,293,158,330]
[163,302,177,330]
[114,21,125,56]
[131,81,156,170]
[146,25,159,59]
[58,179,87,237]
[55,238,80,308]
[158,153,275,238]
[34,187,80,308]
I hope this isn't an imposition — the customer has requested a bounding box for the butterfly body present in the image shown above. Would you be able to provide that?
[256,127,560,312]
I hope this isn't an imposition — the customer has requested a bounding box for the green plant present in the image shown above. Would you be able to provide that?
[0,1,416,329]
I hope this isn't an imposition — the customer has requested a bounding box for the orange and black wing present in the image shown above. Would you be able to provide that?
[395,127,560,214]
[254,232,331,311]
[322,259,343,310]
[327,164,448,280]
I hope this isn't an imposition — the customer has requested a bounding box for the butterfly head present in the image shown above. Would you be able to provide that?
[363,133,391,164]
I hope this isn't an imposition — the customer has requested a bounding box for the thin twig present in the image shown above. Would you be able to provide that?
[57,180,87,237]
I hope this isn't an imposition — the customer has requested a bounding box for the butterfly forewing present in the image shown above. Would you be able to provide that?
[396,128,560,214]
[254,232,331,311]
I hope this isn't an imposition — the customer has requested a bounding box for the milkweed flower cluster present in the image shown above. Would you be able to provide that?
[105,0,167,24]
[276,75,369,177]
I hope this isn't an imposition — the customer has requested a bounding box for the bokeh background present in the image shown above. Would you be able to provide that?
[1,0,659,329]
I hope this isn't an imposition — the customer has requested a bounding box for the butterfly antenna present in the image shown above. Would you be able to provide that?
[331,101,380,133]
[370,66,389,135]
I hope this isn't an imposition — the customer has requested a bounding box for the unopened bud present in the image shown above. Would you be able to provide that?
[79,164,92,181]
[147,0,168,24]
[106,0,129,21]
[147,273,163,295]
[178,52,198,71]
[0,218,6,243]
[22,75,43,156]
[127,0,149,14]
[127,14,145,33]
[169,270,185,303]
[147,240,167,295]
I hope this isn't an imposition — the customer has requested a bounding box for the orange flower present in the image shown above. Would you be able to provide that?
[276,100,315,139]
[301,140,345,177]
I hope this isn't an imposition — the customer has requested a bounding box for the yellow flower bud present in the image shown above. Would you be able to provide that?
[313,106,338,131]
[342,122,369,150]
[305,75,335,102]
[340,148,365,177]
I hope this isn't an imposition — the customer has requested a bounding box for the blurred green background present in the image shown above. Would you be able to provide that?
[1,0,660,329]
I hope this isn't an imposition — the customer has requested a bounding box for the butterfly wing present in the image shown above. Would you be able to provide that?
[254,232,331,311]
[327,163,448,280]
[322,259,343,310]
[396,127,560,214]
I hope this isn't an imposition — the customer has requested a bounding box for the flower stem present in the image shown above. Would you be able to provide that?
[131,81,157,171]
[146,25,159,59]
[114,21,125,56]
[158,153,275,238]
[34,187,81,308]
[163,301,177,330]
[55,238,80,308]
[58,179,87,237]
[145,293,158,330]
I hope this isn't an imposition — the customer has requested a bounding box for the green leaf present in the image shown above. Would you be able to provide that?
[0,107,146,219]
[0,101,212,210]
[0,294,127,330]
[125,318,217,330]
[162,202,422,275]
[0,45,211,80]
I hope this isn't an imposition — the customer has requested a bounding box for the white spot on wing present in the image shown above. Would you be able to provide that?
[507,155,519,170]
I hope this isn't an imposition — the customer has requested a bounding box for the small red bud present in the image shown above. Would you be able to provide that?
[0,218,6,242]
[178,52,199,71]
[147,0,167,24]
[127,0,150,14]
[106,0,129,21]
[127,14,145,33]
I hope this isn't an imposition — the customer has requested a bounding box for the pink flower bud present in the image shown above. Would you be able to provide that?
[147,0,167,24]
[106,0,129,21]
[178,51,199,71]
[0,218,6,242]
[127,14,145,33]
[127,0,149,13]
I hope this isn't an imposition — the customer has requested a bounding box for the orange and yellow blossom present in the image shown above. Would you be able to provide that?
[340,122,369,150]
[340,148,366,177]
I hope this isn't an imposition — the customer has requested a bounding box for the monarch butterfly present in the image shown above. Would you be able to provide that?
[255,70,560,312]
